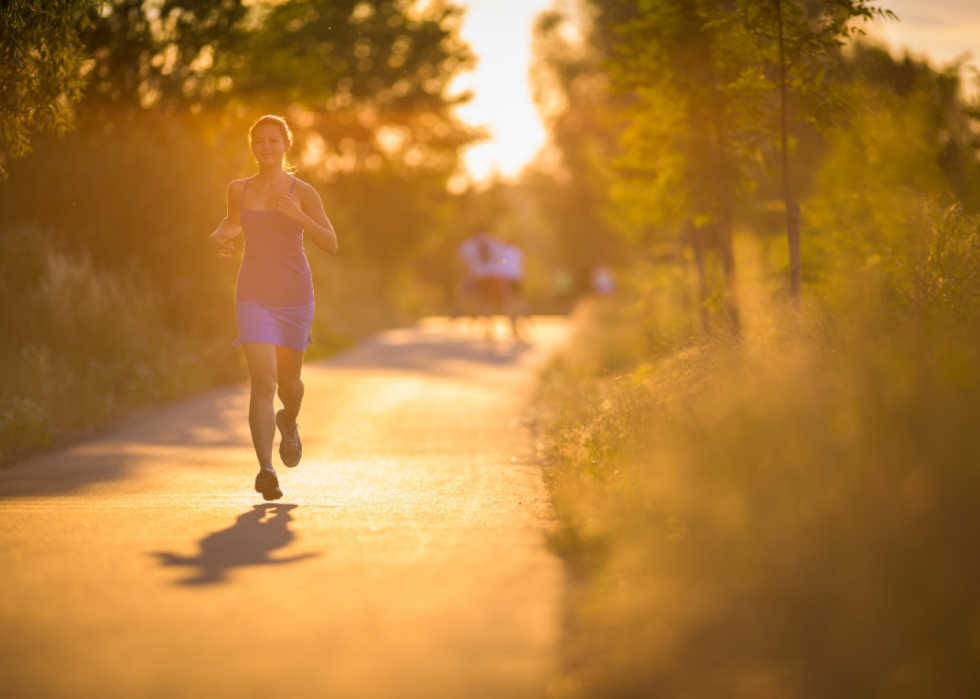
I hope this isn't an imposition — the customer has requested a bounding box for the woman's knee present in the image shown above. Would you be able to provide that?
[278,378,304,400]
[251,371,278,397]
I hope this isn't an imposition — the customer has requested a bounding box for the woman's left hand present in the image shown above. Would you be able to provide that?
[275,193,305,222]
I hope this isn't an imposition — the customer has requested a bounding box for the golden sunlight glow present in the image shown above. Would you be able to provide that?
[451,0,554,183]
[449,0,980,184]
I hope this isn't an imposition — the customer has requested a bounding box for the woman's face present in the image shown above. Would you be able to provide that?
[251,124,289,167]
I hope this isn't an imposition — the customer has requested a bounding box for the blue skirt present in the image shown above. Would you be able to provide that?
[233,301,314,351]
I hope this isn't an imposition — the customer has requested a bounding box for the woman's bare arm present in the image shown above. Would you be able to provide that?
[275,182,338,255]
[209,181,245,259]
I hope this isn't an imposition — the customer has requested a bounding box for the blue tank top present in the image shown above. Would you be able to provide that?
[235,177,314,307]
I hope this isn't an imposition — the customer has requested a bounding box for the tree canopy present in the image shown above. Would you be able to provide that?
[603,0,894,233]
[79,0,477,180]
[0,0,103,178]
[0,0,480,284]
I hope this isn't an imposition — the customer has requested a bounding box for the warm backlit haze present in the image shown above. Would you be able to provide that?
[451,0,554,183]
[4,2,980,694]
[874,0,980,68]
[454,0,980,183]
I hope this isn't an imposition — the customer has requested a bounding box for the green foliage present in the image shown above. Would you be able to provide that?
[711,0,896,136]
[603,0,746,232]
[801,77,980,317]
[540,197,980,694]
[599,0,894,236]
[842,44,980,212]
[536,20,980,689]
[606,82,689,232]
[0,0,479,301]
[80,0,476,182]
[83,0,470,111]
[0,0,103,177]
[1,0,478,282]
[0,1,480,461]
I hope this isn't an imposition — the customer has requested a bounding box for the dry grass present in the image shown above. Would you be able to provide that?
[0,224,413,464]
[539,213,980,697]
[0,226,244,463]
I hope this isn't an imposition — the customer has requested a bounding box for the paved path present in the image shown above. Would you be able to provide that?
[0,317,569,699]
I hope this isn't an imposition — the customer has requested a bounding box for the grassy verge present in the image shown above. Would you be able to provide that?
[0,225,394,465]
[538,217,980,697]
[0,226,245,464]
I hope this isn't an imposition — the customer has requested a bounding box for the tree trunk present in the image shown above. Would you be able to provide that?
[775,0,801,307]
[687,219,710,334]
[788,201,801,299]
[718,214,740,335]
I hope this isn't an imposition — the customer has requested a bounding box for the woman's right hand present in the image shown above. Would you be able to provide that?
[209,231,234,259]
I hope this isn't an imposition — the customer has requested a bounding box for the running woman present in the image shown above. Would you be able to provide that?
[208,115,338,501]
[458,228,507,341]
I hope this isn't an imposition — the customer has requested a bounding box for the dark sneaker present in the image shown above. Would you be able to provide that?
[254,466,283,501]
[276,409,303,468]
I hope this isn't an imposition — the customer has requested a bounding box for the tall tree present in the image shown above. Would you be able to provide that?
[0,0,103,178]
[604,0,746,331]
[593,0,895,327]
[713,0,896,305]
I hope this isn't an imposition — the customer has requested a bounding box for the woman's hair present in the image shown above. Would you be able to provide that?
[248,115,297,173]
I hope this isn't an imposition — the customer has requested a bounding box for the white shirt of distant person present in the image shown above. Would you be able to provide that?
[458,231,524,285]
[456,231,527,341]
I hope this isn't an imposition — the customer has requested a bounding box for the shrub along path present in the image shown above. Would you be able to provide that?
[0,318,568,699]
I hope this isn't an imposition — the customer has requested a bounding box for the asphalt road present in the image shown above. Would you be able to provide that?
[0,317,570,699]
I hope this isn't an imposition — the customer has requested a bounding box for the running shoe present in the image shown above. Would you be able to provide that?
[276,409,303,468]
[255,466,283,501]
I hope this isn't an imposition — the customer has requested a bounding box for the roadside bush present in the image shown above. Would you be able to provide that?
[540,198,980,698]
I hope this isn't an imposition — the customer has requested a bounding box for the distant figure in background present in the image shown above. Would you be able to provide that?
[208,115,338,502]
[591,265,617,296]
[453,234,479,320]
[499,240,528,340]
[456,227,510,341]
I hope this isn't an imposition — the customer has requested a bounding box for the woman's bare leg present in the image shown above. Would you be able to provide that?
[242,343,278,468]
[275,345,305,429]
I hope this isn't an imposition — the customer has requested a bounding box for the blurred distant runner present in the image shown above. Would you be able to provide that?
[456,227,514,341]
[499,240,528,341]
[453,233,479,320]
[208,115,338,501]
[591,265,617,296]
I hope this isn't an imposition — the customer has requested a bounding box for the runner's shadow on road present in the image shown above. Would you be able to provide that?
[152,504,317,586]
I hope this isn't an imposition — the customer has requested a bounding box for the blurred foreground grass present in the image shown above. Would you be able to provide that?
[539,205,980,697]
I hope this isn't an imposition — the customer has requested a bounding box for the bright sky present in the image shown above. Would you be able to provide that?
[872,0,980,71]
[451,0,553,183]
[452,0,980,183]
